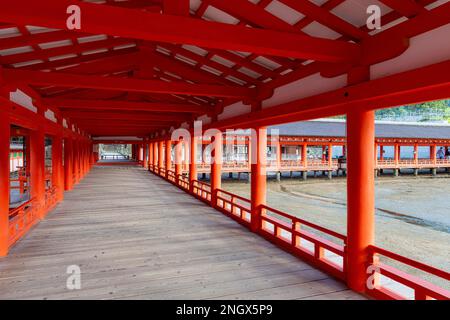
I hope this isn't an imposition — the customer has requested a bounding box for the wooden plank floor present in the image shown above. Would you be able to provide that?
[0,166,365,300]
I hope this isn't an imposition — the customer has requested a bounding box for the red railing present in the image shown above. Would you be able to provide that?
[192,180,211,203]
[8,198,39,246]
[259,205,346,280]
[215,189,251,227]
[45,187,58,212]
[159,167,166,178]
[167,169,176,183]
[178,174,190,190]
[148,165,450,300]
[367,245,450,300]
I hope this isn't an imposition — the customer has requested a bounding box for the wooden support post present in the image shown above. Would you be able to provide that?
[430,144,436,164]
[0,111,10,256]
[210,131,222,207]
[394,143,400,177]
[302,143,308,172]
[174,139,182,184]
[64,138,73,190]
[152,142,157,172]
[346,66,375,293]
[346,109,375,293]
[189,135,198,191]
[30,123,46,219]
[328,143,333,179]
[250,127,267,233]
[148,142,153,170]
[165,139,172,179]
[414,143,419,165]
[158,141,164,175]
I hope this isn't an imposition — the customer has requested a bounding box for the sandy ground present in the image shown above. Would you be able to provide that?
[221,174,450,291]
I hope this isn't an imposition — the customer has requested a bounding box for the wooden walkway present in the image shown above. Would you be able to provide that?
[0,166,364,300]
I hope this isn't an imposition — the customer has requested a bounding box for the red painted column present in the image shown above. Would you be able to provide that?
[158,141,164,175]
[379,145,384,160]
[374,143,378,168]
[143,143,148,168]
[430,144,436,164]
[394,144,400,165]
[30,123,46,218]
[189,135,198,192]
[210,131,222,207]
[346,109,375,293]
[148,142,153,170]
[165,139,172,179]
[250,127,267,232]
[174,139,183,183]
[140,143,144,165]
[64,138,73,191]
[414,143,419,165]
[0,111,10,256]
[328,143,333,167]
[152,142,157,172]
[302,143,308,168]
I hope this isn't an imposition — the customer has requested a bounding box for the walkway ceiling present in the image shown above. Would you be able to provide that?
[0,0,449,138]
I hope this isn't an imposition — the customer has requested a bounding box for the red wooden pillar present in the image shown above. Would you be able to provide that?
[165,139,172,179]
[302,143,308,168]
[250,127,267,232]
[139,143,143,166]
[0,112,10,256]
[379,145,384,160]
[374,142,378,167]
[148,142,153,170]
[430,144,436,164]
[346,109,375,293]
[414,143,419,165]
[394,144,400,165]
[210,132,222,207]
[143,142,148,168]
[152,142,157,172]
[158,141,164,175]
[328,143,333,167]
[189,135,198,192]
[30,123,46,218]
[64,137,73,191]
[174,139,183,183]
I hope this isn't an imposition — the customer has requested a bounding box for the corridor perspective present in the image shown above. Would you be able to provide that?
[0,0,449,303]
[0,166,363,300]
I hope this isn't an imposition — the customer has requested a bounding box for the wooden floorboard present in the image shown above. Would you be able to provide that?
[0,166,364,300]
